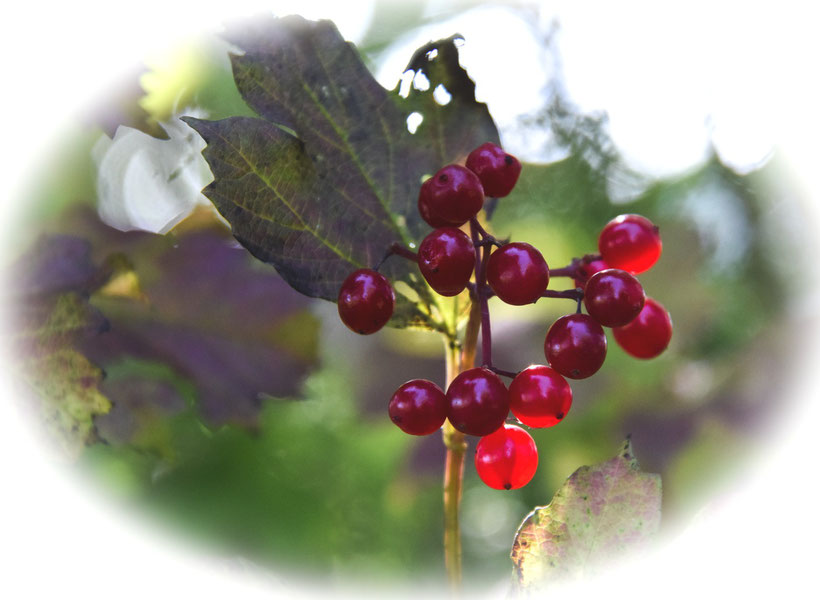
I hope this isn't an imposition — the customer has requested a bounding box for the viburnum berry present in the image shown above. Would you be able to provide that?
[509,365,572,428]
[446,367,510,437]
[583,268,646,327]
[613,297,673,359]
[598,214,662,274]
[465,142,522,198]
[574,257,609,289]
[388,379,447,436]
[544,313,607,379]
[418,177,453,229]
[424,164,485,226]
[475,424,538,490]
[417,227,475,296]
[486,242,549,305]
[337,268,394,335]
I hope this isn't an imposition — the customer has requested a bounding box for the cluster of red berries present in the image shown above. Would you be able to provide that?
[336,142,672,491]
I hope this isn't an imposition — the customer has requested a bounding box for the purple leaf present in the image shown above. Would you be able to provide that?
[184,16,499,330]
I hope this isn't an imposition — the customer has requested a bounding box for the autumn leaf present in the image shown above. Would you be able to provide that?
[511,438,662,591]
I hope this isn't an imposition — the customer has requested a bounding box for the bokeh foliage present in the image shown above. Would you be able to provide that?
[8,5,805,590]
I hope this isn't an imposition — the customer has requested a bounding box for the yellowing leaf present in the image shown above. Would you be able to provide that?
[511,438,661,591]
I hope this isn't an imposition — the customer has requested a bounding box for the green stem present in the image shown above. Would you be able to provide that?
[441,301,481,594]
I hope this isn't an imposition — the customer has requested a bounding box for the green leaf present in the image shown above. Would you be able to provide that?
[184,15,498,331]
[511,438,662,591]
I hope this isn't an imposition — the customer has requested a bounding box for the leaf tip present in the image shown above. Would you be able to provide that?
[620,435,637,466]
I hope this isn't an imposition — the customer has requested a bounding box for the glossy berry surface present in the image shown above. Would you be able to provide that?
[418,227,476,296]
[475,424,538,490]
[544,314,607,379]
[446,367,510,437]
[465,142,522,198]
[425,164,485,226]
[388,379,447,436]
[337,269,394,335]
[509,365,572,428]
[486,242,549,305]
[613,297,673,359]
[574,257,609,289]
[417,177,452,228]
[598,214,662,274]
[583,268,646,327]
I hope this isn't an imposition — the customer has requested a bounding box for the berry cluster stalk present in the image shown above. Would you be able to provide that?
[440,217,499,592]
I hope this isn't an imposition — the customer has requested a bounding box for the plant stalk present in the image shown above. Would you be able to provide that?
[441,299,481,594]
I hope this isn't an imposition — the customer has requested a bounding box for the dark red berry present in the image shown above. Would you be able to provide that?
[598,214,662,274]
[418,227,475,296]
[418,177,452,228]
[465,142,522,198]
[337,269,394,335]
[583,268,646,327]
[486,242,549,305]
[574,257,609,289]
[613,297,673,359]
[509,365,572,428]
[388,379,447,436]
[446,367,510,437]
[475,424,538,490]
[544,314,607,379]
[425,164,485,226]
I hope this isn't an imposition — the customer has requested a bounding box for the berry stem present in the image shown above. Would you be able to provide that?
[548,254,603,278]
[487,365,519,379]
[548,265,579,278]
[542,289,584,301]
[470,218,493,368]
[375,242,418,270]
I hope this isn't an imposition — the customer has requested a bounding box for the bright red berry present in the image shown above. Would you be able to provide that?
[425,164,485,226]
[475,424,538,490]
[598,214,662,274]
[418,227,475,296]
[486,242,549,305]
[337,269,394,335]
[465,142,522,198]
[574,257,609,289]
[418,177,452,228]
[613,297,673,359]
[388,379,447,436]
[583,268,646,327]
[544,314,607,379]
[509,365,572,428]
[446,367,509,437]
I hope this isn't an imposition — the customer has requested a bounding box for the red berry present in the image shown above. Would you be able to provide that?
[388,379,447,436]
[337,269,394,334]
[583,268,646,327]
[465,142,522,198]
[446,367,510,437]
[598,214,662,274]
[509,365,572,428]
[574,257,609,289]
[613,297,673,359]
[418,227,475,296]
[475,424,538,490]
[425,164,485,226]
[418,177,452,228]
[544,314,607,379]
[486,242,549,305]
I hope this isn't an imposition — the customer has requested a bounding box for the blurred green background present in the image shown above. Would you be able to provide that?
[7,0,814,591]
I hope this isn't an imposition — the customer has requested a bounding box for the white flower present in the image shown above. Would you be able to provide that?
[93,112,214,234]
